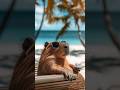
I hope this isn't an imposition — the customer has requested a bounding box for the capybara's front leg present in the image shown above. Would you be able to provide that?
[49,65,76,81]
[69,64,80,74]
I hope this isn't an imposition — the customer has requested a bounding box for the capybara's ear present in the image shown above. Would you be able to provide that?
[22,37,34,51]
[44,42,49,47]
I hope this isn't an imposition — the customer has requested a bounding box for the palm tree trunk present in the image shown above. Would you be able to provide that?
[76,21,85,47]
[35,0,45,40]
[102,0,120,51]
[0,0,17,36]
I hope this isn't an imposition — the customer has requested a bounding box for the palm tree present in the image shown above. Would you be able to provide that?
[102,0,120,51]
[45,0,85,47]
[0,0,17,36]
[35,0,46,40]
[76,19,85,47]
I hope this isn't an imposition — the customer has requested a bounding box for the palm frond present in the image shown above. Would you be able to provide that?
[54,15,70,23]
[57,3,68,11]
[79,0,85,10]
[79,16,85,22]
[73,0,79,6]
[45,0,55,23]
[46,14,55,24]
[56,22,70,40]
[46,0,55,14]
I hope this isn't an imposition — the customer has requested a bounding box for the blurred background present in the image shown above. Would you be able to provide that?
[86,0,120,90]
[0,0,34,88]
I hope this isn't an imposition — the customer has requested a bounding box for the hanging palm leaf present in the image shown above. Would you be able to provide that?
[79,16,85,22]
[79,0,85,10]
[46,0,55,14]
[54,15,70,23]
[45,0,55,23]
[73,0,78,6]
[57,2,68,11]
[56,22,70,40]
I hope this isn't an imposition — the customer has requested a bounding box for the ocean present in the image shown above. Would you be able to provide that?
[35,31,85,45]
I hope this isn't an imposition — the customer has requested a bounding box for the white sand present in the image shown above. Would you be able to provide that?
[35,45,85,79]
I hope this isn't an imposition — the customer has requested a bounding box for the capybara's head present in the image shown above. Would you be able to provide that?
[43,41,69,59]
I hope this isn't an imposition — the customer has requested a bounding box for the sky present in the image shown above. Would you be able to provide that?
[35,0,85,31]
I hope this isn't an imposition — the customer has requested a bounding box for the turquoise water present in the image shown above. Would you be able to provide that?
[35,31,85,45]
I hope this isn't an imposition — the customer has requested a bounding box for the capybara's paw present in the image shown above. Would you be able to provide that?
[63,71,76,81]
[73,67,80,74]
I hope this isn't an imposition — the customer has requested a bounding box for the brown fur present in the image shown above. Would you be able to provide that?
[9,38,34,90]
[38,42,80,80]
